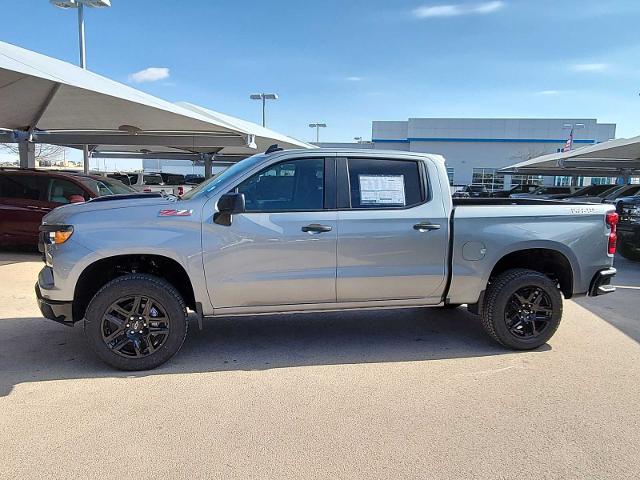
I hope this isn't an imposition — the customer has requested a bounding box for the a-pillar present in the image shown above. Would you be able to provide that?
[18,141,36,169]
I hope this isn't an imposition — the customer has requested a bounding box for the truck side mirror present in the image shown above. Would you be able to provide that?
[214,192,245,226]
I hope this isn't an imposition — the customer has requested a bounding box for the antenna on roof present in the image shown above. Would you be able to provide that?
[265,144,283,154]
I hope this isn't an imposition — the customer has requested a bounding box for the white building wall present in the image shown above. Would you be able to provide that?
[373,118,616,186]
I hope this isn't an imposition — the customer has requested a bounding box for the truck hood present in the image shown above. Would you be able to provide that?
[43,194,178,225]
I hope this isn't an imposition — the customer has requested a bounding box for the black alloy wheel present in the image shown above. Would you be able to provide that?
[101,295,170,359]
[504,287,553,340]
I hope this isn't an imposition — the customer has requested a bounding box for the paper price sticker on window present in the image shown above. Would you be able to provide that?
[359,174,406,206]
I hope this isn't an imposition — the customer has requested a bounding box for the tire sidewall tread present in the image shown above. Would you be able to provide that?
[481,268,563,350]
[84,273,188,371]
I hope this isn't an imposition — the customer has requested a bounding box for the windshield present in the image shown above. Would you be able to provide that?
[80,177,136,196]
[181,154,268,200]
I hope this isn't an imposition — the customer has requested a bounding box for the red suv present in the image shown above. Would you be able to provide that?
[0,169,134,247]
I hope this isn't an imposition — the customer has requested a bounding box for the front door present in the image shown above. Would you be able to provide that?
[336,156,449,303]
[202,157,337,309]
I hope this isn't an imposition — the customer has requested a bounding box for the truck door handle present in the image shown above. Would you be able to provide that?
[301,224,332,233]
[413,222,441,232]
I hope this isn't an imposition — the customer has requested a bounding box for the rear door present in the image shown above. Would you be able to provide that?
[0,173,50,245]
[202,156,338,308]
[335,156,448,303]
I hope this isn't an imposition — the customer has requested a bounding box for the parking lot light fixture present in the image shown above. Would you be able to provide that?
[309,123,327,143]
[250,93,278,127]
[50,0,111,174]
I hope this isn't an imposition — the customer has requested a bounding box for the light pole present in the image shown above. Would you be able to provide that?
[250,93,278,127]
[309,123,327,143]
[51,0,111,173]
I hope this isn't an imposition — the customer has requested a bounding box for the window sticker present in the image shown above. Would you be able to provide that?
[358,174,406,206]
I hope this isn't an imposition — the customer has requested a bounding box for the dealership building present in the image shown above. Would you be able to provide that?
[368,118,616,188]
[146,117,617,189]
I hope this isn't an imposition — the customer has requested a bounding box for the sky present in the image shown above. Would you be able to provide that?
[2,0,640,168]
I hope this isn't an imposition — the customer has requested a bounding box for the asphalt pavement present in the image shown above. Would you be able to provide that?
[0,251,638,479]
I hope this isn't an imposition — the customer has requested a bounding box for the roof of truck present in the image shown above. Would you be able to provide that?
[265,147,446,163]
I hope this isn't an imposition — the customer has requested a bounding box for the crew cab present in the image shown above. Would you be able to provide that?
[35,149,618,370]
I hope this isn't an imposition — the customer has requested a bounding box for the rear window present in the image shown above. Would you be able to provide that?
[347,158,424,209]
[0,174,42,200]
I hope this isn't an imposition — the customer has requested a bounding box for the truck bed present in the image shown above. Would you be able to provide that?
[452,198,573,206]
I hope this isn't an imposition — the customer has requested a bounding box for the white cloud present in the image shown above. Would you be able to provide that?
[128,67,170,83]
[412,1,505,18]
[537,90,560,95]
[569,63,609,72]
[345,76,364,81]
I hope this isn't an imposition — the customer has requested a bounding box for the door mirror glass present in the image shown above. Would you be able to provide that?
[214,192,245,225]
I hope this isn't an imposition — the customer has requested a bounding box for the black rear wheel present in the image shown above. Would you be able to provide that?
[481,269,562,350]
[85,274,188,370]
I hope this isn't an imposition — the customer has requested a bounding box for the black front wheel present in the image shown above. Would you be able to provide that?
[481,269,562,350]
[84,274,188,370]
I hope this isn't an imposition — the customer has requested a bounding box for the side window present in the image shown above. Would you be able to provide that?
[0,174,42,200]
[48,179,87,204]
[347,158,424,209]
[236,158,324,212]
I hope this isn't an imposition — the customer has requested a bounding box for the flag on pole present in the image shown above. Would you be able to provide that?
[562,128,574,152]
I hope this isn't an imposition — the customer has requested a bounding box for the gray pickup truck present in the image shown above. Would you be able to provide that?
[36,148,618,370]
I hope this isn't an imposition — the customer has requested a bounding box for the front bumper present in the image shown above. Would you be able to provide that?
[588,268,616,296]
[35,282,74,326]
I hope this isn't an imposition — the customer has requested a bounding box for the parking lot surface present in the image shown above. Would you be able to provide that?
[1,252,639,479]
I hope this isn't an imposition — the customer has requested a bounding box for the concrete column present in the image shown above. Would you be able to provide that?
[204,154,213,179]
[18,141,36,169]
[83,145,90,174]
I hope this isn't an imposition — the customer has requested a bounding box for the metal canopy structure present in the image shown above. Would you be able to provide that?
[500,135,640,181]
[0,40,312,174]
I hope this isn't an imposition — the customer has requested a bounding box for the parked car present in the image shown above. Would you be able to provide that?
[491,184,539,198]
[0,168,134,247]
[598,184,640,204]
[36,148,617,370]
[452,184,490,198]
[108,172,192,196]
[185,174,205,185]
[616,195,640,261]
[561,184,621,203]
[510,186,577,199]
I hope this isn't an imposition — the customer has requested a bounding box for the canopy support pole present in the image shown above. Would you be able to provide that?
[18,140,35,169]
[203,153,213,179]
[83,145,90,174]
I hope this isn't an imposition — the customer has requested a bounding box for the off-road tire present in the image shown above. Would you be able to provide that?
[481,268,562,350]
[84,273,188,370]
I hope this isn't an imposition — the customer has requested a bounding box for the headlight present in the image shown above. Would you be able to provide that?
[42,225,74,245]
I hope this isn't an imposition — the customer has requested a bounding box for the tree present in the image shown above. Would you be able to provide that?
[0,143,67,165]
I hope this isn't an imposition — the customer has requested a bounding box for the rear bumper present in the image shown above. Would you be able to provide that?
[35,283,74,326]
[588,267,616,296]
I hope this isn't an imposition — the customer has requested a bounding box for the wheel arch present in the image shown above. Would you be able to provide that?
[487,246,575,299]
[73,254,196,322]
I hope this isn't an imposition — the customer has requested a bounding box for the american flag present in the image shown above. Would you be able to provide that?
[562,128,574,152]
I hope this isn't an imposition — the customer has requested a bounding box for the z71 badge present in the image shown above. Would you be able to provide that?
[158,209,193,217]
